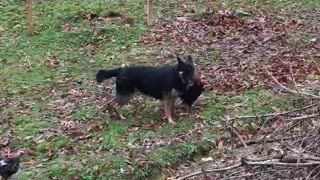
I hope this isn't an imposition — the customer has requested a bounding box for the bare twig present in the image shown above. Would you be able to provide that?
[306,165,320,179]
[232,127,248,148]
[295,134,309,167]
[220,172,263,180]
[243,158,320,166]
[219,169,245,179]
[280,114,319,133]
[282,143,320,161]
[220,104,320,122]
[178,157,320,180]
[290,114,319,121]
[177,163,242,180]
[289,64,301,96]
[264,66,320,98]
[235,134,305,148]
[310,55,320,74]
[234,114,318,147]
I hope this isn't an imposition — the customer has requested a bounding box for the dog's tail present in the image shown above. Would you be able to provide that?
[96,68,122,83]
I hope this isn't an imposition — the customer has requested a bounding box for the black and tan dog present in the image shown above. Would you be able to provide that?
[96,55,197,124]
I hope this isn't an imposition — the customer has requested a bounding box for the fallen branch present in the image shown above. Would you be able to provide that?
[221,117,248,148]
[242,158,320,166]
[235,134,305,148]
[290,114,319,121]
[290,64,301,96]
[177,163,242,180]
[279,114,319,134]
[232,127,248,148]
[282,143,320,161]
[177,157,320,180]
[306,164,320,179]
[220,172,263,180]
[221,102,320,122]
[264,66,320,99]
[310,55,320,74]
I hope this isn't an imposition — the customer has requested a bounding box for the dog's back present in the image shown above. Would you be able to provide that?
[115,65,187,99]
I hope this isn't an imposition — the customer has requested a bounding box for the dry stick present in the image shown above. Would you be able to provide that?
[289,64,301,96]
[290,114,319,121]
[221,105,318,122]
[257,115,270,135]
[222,118,248,148]
[176,163,242,180]
[146,0,153,26]
[243,159,320,166]
[220,169,245,180]
[220,172,263,180]
[178,158,320,180]
[263,66,320,99]
[282,114,319,133]
[296,132,311,168]
[221,118,235,154]
[231,125,248,148]
[310,55,320,74]
[313,170,320,179]
[229,119,235,152]
[27,0,34,36]
[235,134,306,148]
[306,165,320,180]
[282,142,320,161]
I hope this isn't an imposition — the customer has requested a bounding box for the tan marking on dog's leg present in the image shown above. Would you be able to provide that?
[113,95,131,120]
[107,98,117,117]
[164,98,176,124]
[114,103,126,120]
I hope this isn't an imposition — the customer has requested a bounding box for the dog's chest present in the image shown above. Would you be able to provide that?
[170,88,183,97]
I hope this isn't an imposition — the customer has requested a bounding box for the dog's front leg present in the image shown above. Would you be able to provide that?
[170,98,176,118]
[164,98,176,124]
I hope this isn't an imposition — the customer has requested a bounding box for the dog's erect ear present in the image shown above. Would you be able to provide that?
[177,56,183,65]
[187,55,193,63]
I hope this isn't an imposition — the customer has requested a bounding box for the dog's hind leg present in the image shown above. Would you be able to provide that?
[114,103,127,120]
[107,98,118,118]
[107,94,131,120]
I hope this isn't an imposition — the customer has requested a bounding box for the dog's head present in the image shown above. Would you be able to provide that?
[177,55,195,86]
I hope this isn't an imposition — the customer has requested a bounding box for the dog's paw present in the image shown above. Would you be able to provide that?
[168,119,177,124]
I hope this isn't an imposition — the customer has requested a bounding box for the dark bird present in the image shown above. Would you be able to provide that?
[0,151,25,180]
[180,77,204,108]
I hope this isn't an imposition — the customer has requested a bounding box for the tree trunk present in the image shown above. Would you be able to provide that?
[27,0,34,36]
[147,0,153,26]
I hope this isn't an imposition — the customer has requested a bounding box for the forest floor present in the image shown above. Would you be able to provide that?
[0,0,320,179]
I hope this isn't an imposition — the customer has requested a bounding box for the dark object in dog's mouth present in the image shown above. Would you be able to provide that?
[180,78,204,107]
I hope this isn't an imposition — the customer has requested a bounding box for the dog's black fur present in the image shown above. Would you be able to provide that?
[180,80,204,107]
[96,56,195,100]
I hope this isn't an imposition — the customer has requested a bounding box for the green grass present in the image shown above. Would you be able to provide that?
[0,0,318,179]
